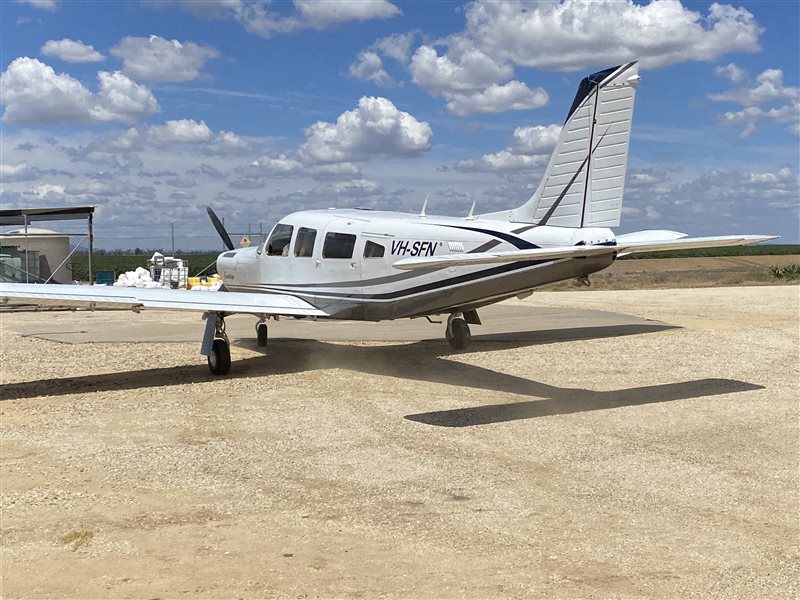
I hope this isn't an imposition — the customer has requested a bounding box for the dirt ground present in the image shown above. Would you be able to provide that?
[1,286,798,599]
[543,254,800,290]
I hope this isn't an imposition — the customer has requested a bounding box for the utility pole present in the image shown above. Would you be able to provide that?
[171,222,175,256]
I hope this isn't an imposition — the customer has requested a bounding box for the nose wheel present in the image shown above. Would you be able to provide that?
[446,314,472,350]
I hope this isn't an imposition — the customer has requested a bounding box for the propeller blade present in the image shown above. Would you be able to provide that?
[206,207,235,251]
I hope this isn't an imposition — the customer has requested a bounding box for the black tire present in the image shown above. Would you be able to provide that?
[256,322,268,347]
[207,338,231,375]
[447,318,471,350]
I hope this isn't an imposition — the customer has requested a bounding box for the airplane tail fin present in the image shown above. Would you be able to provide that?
[482,62,640,227]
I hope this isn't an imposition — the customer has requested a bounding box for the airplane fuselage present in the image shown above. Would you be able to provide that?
[217,209,618,321]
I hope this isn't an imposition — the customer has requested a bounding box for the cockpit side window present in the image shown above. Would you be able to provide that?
[322,232,356,259]
[294,227,317,257]
[364,240,385,258]
[267,223,294,256]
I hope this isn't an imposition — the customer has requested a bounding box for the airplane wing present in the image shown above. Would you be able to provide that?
[392,235,778,270]
[0,283,328,317]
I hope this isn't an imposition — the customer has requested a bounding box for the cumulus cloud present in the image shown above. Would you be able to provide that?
[0,58,159,124]
[348,31,419,87]
[41,39,104,63]
[348,51,393,87]
[294,0,399,28]
[445,81,549,116]
[460,0,762,72]
[620,165,799,238]
[15,0,57,10]
[409,44,546,115]
[709,66,800,137]
[111,35,220,82]
[298,96,432,163]
[148,0,399,38]
[60,119,257,170]
[455,124,561,173]
[403,0,762,115]
[410,45,512,95]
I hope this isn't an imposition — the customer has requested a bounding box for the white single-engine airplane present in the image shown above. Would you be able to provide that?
[0,62,776,375]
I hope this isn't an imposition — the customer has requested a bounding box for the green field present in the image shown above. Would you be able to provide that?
[619,244,798,259]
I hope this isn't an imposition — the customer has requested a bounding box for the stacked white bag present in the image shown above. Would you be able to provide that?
[114,267,162,288]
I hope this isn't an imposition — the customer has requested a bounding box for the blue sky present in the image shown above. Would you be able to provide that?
[1,0,798,249]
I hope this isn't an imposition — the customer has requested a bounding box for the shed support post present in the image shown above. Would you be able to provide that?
[88,213,94,285]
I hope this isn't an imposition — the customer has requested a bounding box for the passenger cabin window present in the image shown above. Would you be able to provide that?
[294,227,317,257]
[323,232,356,259]
[267,223,293,256]
[364,240,385,258]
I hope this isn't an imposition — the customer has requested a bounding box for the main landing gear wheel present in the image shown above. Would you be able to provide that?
[446,317,472,350]
[208,338,231,375]
[256,321,269,347]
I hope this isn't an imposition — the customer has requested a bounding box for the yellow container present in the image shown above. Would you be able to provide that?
[188,277,201,289]
[207,276,220,284]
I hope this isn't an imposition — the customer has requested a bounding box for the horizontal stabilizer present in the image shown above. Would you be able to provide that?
[0,283,328,317]
[615,230,687,243]
[393,235,777,271]
[616,235,778,255]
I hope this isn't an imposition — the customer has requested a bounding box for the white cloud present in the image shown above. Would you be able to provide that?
[299,96,432,163]
[15,0,57,10]
[455,151,549,173]
[455,123,560,173]
[710,68,799,106]
[149,0,399,38]
[461,0,762,72]
[348,51,393,87]
[0,58,159,124]
[41,39,104,63]
[348,31,419,87]
[410,45,512,96]
[294,0,399,28]
[709,66,800,137]
[110,35,220,83]
[373,31,418,64]
[714,63,745,84]
[510,125,563,154]
[148,119,213,144]
[445,81,549,116]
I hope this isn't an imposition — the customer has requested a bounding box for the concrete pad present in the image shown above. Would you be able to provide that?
[7,302,672,345]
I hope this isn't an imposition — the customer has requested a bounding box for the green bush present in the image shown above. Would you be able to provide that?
[769,264,800,280]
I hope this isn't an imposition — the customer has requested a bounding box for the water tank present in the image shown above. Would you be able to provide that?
[0,227,72,283]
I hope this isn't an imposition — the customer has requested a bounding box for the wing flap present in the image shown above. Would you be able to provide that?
[0,283,328,317]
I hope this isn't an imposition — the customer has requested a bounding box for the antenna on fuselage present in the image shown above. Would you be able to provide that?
[465,199,476,220]
[419,194,429,218]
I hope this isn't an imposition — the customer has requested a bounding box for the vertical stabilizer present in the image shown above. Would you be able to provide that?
[483,62,640,227]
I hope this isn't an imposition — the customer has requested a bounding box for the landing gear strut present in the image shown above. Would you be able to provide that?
[446,313,472,350]
[204,312,231,376]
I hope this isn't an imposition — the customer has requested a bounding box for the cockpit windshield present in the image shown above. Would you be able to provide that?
[266,223,293,256]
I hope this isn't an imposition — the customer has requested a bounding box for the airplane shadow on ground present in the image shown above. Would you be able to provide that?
[0,323,764,426]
